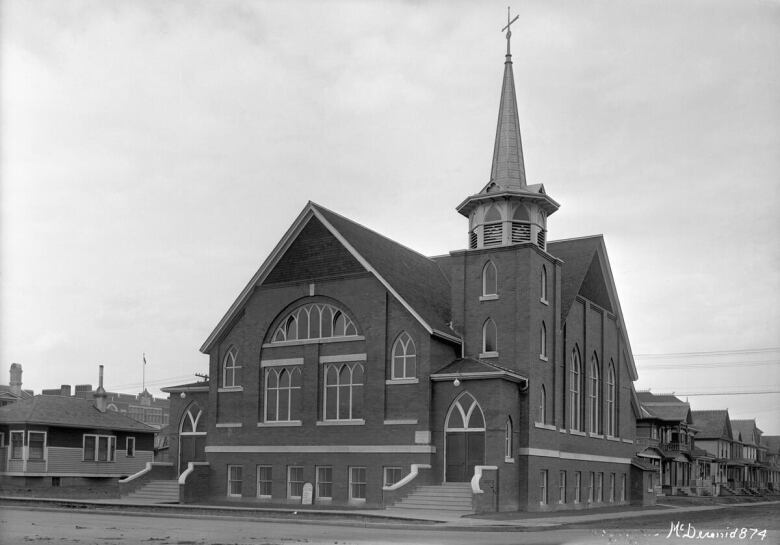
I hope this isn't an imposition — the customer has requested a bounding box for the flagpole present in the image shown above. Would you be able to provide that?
[142,353,146,392]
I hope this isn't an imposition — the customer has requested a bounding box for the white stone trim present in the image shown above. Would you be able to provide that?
[471,465,498,494]
[218,386,243,393]
[382,463,431,491]
[262,336,365,349]
[205,444,436,454]
[383,419,418,425]
[534,422,557,431]
[479,351,499,359]
[179,461,209,485]
[504,457,515,464]
[539,355,549,362]
[319,353,367,364]
[570,429,587,436]
[621,438,634,444]
[216,423,243,428]
[517,448,631,464]
[260,358,304,368]
[316,419,365,426]
[479,294,499,302]
[257,421,302,427]
[385,378,419,385]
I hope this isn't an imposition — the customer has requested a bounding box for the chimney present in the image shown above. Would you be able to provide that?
[60,385,72,397]
[94,365,107,412]
[9,363,22,397]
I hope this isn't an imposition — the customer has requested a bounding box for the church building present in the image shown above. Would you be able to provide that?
[192,26,640,513]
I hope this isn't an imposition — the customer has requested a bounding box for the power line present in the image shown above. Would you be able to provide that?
[635,347,780,359]
[639,359,779,369]
[646,390,780,397]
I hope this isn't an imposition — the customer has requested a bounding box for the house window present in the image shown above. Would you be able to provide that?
[257,465,272,498]
[588,354,601,434]
[505,417,513,459]
[349,467,367,501]
[540,322,547,359]
[609,473,615,503]
[223,346,240,388]
[559,471,567,504]
[10,431,24,459]
[570,348,582,430]
[540,265,548,302]
[287,466,304,498]
[607,361,617,436]
[620,474,626,502]
[126,437,135,457]
[651,425,658,440]
[537,385,547,424]
[83,434,116,462]
[574,471,581,503]
[227,465,242,497]
[384,467,403,487]
[272,302,358,343]
[391,332,416,379]
[588,472,595,503]
[316,466,333,500]
[596,472,603,502]
[264,367,302,422]
[482,318,497,353]
[28,431,46,461]
[482,261,497,296]
[539,470,548,505]
[323,362,364,421]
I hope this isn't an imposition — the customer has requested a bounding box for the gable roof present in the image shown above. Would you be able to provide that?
[201,202,459,353]
[731,419,760,446]
[637,391,684,404]
[0,395,156,433]
[547,235,638,380]
[762,435,780,454]
[637,391,692,423]
[430,358,528,385]
[691,410,732,440]
[0,385,34,400]
[161,380,210,393]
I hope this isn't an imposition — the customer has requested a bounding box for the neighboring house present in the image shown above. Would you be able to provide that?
[635,392,697,496]
[691,409,734,494]
[730,419,767,492]
[42,385,169,429]
[762,436,780,491]
[176,31,641,513]
[0,364,34,407]
[0,367,156,491]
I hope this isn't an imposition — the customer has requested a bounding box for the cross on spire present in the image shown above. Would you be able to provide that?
[501,7,519,56]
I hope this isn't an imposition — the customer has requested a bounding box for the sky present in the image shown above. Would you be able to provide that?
[2,0,779,432]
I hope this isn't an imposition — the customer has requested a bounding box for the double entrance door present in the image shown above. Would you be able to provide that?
[445,431,485,482]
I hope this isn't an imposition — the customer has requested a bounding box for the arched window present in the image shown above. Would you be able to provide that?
[482,318,497,354]
[538,385,547,424]
[483,205,503,246]
[391,332,416,379]
[511,204,531,243]
[445,392,485,431]
[589,353,601,434]
[264,367,302,422]
[323,362,364,421]
[272,302,358,343]
[505,417,513,459]
[570,348,582,430]
[482,261,497,296]
[607,361,617,436]
[180,404,205,434]
[540,265,548,302]
[223,346,240,388]
[540,322,547,359]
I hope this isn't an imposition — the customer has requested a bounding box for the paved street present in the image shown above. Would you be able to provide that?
[0,503,777,545]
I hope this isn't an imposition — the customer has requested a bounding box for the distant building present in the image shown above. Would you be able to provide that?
[0,364,34,407]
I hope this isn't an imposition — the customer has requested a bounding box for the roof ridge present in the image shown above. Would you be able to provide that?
[548,234,604,244]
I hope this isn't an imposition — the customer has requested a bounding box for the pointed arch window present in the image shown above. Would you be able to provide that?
[505,417,514,460]
[540,322,548,360]
[570,348,582,431]
[483,205,503,246]
[538,385,547,424]
[607,361,617,436]
[482,261,498,297]
[323,362,364,421]
[180,404,205,435]
[272,302,358,343]
[511,204,531,243]
[391,332,416,380]
[482,318,497,354]
[540,265,548,303]
[588,353,601,434]
[223,347,240,388]
[264,367,302,422]
[445,392,485,431]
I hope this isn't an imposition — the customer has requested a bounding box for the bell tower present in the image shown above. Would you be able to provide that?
[457,10,559,251]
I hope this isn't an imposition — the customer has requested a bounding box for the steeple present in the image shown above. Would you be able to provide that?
[456,9,559,251]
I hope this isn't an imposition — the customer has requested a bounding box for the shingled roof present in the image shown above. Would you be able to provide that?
[431,357,528,384]
[731,419,760,446]
[547,236,605,320]
[691,410,732,440]
[0,395,156,432]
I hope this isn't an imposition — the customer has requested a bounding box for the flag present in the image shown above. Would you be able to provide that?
[143,353,147,365]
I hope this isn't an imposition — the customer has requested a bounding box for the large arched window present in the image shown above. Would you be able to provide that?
[540,322,547,359]
[540,265,548,302]
[482,318,497,354]
[482,261,497,297]
[323,362,364,421]
[391,332,416,379]
[607,360,617,436]
[445,392,485,431]
[589,353,601,434]
[264,367,302,422]
[223,346,240,388]
[570,348,582,430]
[272,302,358,343]
[538,385,547,424]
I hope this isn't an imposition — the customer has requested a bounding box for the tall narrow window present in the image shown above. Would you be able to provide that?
[10,431,23,459]
[540,322,547,359]
[482,318,497,354]
[609,473,615,503]
[227,465,242,497]
[257,465,272,498]
[126,437,135,457]
[482,261,497,296]
[607,361,617,436]
[559,471,567,504]
[316,466,333,500]
[574,471,582,503]
[539,470,548,505]
[349,467,367,501]
[588,472,595,503]
[265,367,302,422]
[287,466,304,498]
[223,346,240,388]
[538,385,547,424]
[391,332,416,379]
[505,417,513,460]
[540,265,548,302]
[620,474,626,502]
[323,362,364,421]
[28,432,46,460]
[570,348,582,430]
[589,354,601,434]
[596,472,603,502]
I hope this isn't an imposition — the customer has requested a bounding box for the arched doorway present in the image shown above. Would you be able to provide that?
[445,392,485,482]
[178,403,206,474]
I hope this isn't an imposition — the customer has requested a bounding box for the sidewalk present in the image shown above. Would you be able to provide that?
[1,495,778,529]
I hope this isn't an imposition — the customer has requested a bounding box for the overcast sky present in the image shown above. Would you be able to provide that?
[2,0,778,432]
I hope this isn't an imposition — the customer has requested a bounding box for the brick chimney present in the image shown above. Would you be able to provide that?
[9,363,22,397]
[94,365,107,412]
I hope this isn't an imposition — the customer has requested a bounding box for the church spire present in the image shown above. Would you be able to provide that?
[491,7,526,190]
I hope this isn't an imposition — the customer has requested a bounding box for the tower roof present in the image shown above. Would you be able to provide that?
[489,44,526,190]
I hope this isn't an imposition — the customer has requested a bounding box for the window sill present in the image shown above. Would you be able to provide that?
[257,495,272,500]
[479,294,498,301]
[539,355,548,362]
[384,419,418,425]
[218,387,243,393]
[569,429,586,436]
[216,423,242,428]
[385,378,419,385]
[316,419,365,426]
[589,433,605,439]
[257,421,302,427]
[349,498,367,504]
[504,457,514,464]
[606,435,621,442]
[534,423,557,431]
[479,352,499,359]
[540,298,549,306]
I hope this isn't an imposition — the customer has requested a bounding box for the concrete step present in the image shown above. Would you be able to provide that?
[123,480,179,504]
[393,482,473,514]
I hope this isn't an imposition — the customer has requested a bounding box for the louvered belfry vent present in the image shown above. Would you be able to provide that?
[537,230,546,249]
[469,231,478,249]
[511,222,531,243]
[483,223,503,246]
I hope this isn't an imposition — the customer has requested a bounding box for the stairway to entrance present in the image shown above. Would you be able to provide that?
[390,482,473,514]
[121,480,179,504]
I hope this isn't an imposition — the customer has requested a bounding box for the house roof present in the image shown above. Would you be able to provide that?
[200,202,459,354]
[691,410,732,440]
[731,419,760,446]
[637,391,692,423]
[430,357,528,385]
[762,435,780,454]
[637,391,684,404]
[0,385,34,400]
[160,380,210,393]
[0,395,156,433]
